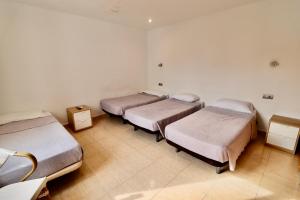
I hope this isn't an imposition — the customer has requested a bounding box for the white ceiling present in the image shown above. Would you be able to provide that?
[9,0,262,29]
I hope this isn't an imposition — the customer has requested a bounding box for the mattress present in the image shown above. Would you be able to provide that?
[124,99,202,135]
[0,116,83,187]
[100,93,167,116]
[165,106,256,171]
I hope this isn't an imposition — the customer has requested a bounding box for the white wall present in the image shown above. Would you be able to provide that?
[0,1,147,123]
[147,0,300,131]
[1,0,299,130]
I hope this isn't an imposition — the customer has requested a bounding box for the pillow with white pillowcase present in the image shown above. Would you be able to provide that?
[142,90,168,97]
[172,93,200,103]
[212,98,254,114]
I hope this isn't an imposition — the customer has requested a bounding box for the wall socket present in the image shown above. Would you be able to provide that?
[262,94,274,100]
[158,82,163,86]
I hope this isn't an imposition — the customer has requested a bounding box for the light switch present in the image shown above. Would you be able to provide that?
[263,94,274,100]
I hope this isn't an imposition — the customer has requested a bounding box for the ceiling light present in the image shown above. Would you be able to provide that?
[148,18,152,23]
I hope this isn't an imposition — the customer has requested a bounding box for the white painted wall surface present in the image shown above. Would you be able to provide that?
[0,1,147,123]
[147,0,300,130]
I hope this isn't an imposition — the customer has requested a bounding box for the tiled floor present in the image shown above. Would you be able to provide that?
[48,116,300,200]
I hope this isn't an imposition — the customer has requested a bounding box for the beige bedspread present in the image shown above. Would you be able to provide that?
[165,106,256,171]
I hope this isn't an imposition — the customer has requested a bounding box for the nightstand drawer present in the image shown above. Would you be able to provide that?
[269,122,299,139]
[266,115,300,154]
[67,105,93,131]
[267,132,297,151]
[74,110,92,130]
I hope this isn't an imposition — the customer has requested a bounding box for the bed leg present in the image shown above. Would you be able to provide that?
[122,119,127,124]
[156,133,163,142]
[216,164,229,174]
[134,126,139,131]
[176,148,181,153]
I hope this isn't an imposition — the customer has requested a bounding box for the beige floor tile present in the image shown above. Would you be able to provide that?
[137,143,166,161]
[256,172,300,200]
[204,175,260,200]
[109,153,189,200]
[109,181,159,200]
[243,138,272,162]
[129,158,182,190]
[154,153,193,175]
[152,161,217,200]
[265,149,300,182]
[72,130,95,146]
[171,159,218,185]
[139,138,193,163]
[97,136,125,151]
[82,142,107,159]
[123,130,156,150]
[92,159,132,191]
[152,183,208,200]
[114,153,152,177]
[99,194,114,200]
[90,125,113,141]
[233,155,266,184]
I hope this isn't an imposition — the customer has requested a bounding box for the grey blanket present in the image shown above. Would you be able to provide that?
[0,116,57,135]
[0,116,82,187]
[100,93,167,116]
[165,106,256,171]
[124,99,202,136]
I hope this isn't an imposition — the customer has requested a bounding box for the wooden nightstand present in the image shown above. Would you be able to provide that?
[67,105,92,132]
[266,115,300,154]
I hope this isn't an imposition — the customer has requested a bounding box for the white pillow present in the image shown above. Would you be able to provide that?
[142,90,168,97]
[172,93,200,103]
[212,98,254,114]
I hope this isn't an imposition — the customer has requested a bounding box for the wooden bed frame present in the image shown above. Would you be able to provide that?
[166,140,229,174]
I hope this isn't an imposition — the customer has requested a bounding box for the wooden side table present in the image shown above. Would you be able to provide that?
[67,105,92,132]
[266,115,300,154]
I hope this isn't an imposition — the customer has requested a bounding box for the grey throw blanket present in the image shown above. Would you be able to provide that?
[0,116,57,135]
[124,99,202,137]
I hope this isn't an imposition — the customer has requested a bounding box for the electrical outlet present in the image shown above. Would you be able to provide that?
[262,94,274,100]
[158,82,163,86]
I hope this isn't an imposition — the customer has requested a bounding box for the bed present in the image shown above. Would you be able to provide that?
[0,111,83,187]
[165,99,257,173]
[100,91,168,117]
[124,94,203,142]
